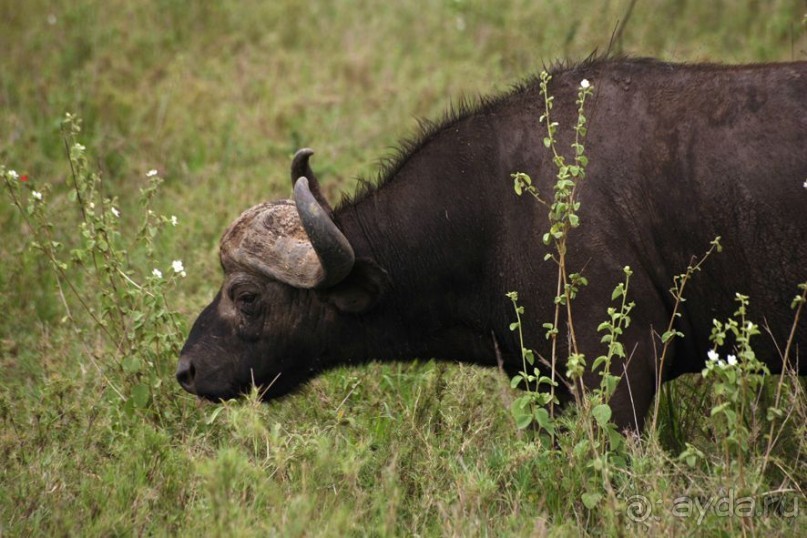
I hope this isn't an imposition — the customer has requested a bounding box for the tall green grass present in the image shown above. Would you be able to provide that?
[1,0,805,535]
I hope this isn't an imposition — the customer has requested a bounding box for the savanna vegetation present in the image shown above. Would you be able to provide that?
[1,0,805,535]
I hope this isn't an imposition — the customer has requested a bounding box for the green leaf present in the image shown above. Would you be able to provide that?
[607,426,624,451]
[122,396,135,418]
[534,408,555,434]
[515,413,533,429]
[509,322,519,331]
[710,401,731,416]
[205,406,226,425]
[511,398,533,429]
[122,355,142,374]
[537,375,558,387]
[572,439,589,459]
[592,404,612,427]
[581,491,602,510]
[131,383,150,408]
[543,137,551,148]
[592,355,608,370]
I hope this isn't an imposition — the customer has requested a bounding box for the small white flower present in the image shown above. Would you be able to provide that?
[89,202,95,210]
[803,179,807,189]
[8,170,18,180]
[74,143,85,152]
[717,359,727,368]
[32,191,43,201]
[47,14,57,25]
[707,349,719,362]
[152,268,163,278]
[726,354,737,366]
[146,169,158,177]
[170,215,178,226]
[110,207,120,218]
[580,79,591,89]
[171,260,186,277]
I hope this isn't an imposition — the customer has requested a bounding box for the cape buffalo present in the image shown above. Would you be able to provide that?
[177,58,806,431]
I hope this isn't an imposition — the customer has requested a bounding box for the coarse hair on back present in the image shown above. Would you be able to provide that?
[334,52,633,211]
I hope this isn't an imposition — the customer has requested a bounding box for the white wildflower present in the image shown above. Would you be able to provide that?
[32,191,43,201]
[89,202,95,209]
[171,260,186,277]
[8,170,18,180]
[707,349,719,362]
[110,207,120,218]
[152,268,162,278]
[74,143,85,152]
[803,179,807,189]
[146,169,158,177]
[47,14,57,25]
[726,354,737,366]
[170,215,178,226]
[580,79,591,89]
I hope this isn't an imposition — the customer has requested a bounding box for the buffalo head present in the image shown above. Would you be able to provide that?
[176,149,388,401]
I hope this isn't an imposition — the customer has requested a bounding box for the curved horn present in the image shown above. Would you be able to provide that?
[294,177,355,288]
[291,148,332,213]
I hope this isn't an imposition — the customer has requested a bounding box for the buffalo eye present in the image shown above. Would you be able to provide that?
[235,291,260,316]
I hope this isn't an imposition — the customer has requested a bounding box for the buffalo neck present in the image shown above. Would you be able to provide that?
[330,121,513,371]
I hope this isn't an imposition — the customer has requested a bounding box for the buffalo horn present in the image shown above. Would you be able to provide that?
[294,176,355,288]
[291,148,332,214]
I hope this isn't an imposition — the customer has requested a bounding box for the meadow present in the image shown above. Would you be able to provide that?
[1,0,806,535]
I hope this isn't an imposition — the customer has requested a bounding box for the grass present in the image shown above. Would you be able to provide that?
[1,0,806,535]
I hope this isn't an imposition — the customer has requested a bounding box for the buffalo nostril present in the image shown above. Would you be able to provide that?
[176,356,196,392]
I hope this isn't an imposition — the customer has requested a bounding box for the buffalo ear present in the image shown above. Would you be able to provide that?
[319,258,389,314]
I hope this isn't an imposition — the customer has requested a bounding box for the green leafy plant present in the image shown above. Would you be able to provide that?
[509,75,638,514]
[650,237,722,429]
[509,73,594,427]
[2,114,185,423]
